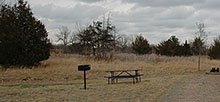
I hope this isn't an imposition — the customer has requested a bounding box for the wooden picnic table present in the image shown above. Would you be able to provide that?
[104,69,143,84]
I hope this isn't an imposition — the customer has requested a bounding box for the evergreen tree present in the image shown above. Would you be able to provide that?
[132,35,151,55]
[191,37,206,55]
[0,0,50,67]
[209,36,220,59]
[156,36,181,56]
[181,40,192,56]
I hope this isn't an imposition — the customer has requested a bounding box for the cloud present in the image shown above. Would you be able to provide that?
[31,2,106,30]
[33,3,105,21]
[78,0,206,7]
[25,0,220,44]
[195,0,220,10]
[122,0,206,7]
[77,0,102,3]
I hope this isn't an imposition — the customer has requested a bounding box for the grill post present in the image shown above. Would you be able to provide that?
[78,65,91,90]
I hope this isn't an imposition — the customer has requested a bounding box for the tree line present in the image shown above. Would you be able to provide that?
[55,21,220,60]
[131,23,220,60]
[132,35,206,56]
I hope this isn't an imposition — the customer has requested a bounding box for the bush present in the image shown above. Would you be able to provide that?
[132,35,151,55]
[209,36,220,59]
[0,0,51,68]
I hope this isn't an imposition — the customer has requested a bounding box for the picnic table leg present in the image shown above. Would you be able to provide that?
[111,72,114,84]
[135,70,139,83]
[139,76,141,82]
[111,78,114,84]
[108,78,110,84]
[133,77,135,84]
[135,70,138,76]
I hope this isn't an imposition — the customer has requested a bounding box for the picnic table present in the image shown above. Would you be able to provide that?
[104,69,143,84]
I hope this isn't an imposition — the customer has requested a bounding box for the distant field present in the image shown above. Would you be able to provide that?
[0,54,219,102]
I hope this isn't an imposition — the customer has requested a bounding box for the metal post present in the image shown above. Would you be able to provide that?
[198,55,200,71]
[84,70,86,89]
[78,65,90,90]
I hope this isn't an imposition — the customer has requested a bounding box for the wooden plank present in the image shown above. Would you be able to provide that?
[106,69,140,72]
[113,75,136,78]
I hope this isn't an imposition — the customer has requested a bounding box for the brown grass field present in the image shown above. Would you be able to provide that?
[0,53,220,102]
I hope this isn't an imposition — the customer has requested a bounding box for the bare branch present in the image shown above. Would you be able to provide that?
[195,22,207,41]
[117,34,129,48]
[55,26,71,46]
[69,34,78,44]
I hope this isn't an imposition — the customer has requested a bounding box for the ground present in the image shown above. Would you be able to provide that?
[0,54,220,102]
[160,74,220,102]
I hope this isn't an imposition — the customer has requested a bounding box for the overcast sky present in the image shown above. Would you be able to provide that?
[7,0,220,44]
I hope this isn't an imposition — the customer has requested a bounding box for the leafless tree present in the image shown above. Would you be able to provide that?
[70,22,85,44]
[196,22,207,41]
[55,26,71,46]
[117,34,129,49]
[195,22,207,71]
[69,34,78,44]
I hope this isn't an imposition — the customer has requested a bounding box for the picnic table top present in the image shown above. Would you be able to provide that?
[106,69,140,72]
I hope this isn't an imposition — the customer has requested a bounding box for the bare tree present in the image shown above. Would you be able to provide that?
[70,22,85,44]
[195,22,207,40]
[195,22,207,71]
[117,34,129,50]
[69,34,78,44]
[55,26,71,46]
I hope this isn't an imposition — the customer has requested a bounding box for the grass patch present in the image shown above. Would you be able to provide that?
[1,54,220,102]
[0,82,83,89]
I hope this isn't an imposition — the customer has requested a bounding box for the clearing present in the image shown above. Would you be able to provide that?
[0,54,220,102]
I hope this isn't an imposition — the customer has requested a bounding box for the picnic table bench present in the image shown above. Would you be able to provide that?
[104,69,143,84]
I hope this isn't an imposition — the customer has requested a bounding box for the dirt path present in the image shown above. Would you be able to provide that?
[160,74,220,102]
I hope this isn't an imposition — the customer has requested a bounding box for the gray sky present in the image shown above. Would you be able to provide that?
[19,0,220,44]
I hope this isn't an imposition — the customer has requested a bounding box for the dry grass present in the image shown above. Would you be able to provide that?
[0,53,220,102]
